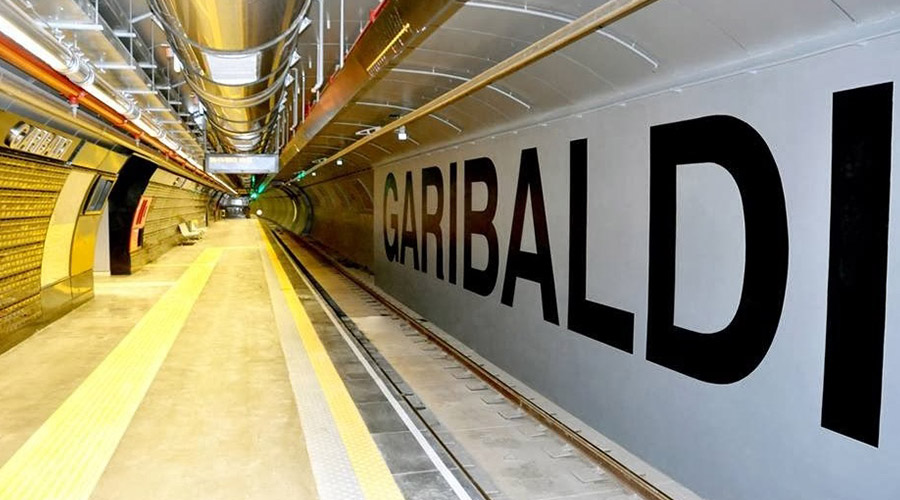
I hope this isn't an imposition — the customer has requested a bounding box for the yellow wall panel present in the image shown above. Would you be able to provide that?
[40,171,94,287]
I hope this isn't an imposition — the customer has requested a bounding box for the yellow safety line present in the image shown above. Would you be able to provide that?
[0,248,223,500]
[258,223,404,500]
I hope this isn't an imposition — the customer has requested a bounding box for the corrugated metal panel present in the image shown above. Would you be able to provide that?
[0,152,68,333]
[0,219,50,251]
[0,295,41,333]
[142,183,208,238]
[130,182,210,267]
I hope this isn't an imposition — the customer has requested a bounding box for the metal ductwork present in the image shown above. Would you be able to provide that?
[148,0,311,153]
[0,0,219,178]
[276,0,462,180]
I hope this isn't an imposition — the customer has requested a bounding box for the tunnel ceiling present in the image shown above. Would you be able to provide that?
[7,0,898,192]
[147,0,311,154]
[279,0,900,188]
[2,0,206,161]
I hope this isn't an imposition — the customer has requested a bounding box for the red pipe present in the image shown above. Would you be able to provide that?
[0,31,223,188]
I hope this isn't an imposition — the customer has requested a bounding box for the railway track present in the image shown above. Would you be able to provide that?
[265,223,673,500]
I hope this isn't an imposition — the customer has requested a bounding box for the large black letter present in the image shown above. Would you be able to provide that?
[421,166,445,280]
[647,115,788,384]
[567,139,634,352]
[383,172,399,262]
[449,162,458,284]
[464,157,499,296]
[400,171,419,270]
[822,82,893,447]
[501,148,559,324]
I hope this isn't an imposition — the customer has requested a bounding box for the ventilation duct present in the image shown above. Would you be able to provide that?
[148,0,311,153]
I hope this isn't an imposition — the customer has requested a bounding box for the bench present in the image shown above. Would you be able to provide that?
[189,219,208,236]
[178,222,202,244]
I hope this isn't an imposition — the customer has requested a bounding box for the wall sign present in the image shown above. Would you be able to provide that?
[373,32,900,500]
[4,121,76,161]
[205,154,279,174]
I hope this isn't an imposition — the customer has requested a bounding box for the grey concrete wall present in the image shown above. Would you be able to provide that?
[370,30,900,500]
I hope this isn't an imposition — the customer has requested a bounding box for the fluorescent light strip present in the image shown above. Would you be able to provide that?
[0,12,236,195]
[0,15,66,70]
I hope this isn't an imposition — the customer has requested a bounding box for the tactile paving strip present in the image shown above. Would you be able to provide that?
[0,248,222,500]
[259,223,403,500]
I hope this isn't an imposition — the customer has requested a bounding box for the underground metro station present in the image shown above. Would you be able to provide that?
[0,0,897,499]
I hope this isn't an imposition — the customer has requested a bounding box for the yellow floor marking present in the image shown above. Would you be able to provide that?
[94,281,177,289]
[259,223,404,500]
[0,248,223,500]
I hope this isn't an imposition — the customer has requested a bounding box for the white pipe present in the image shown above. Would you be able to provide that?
[339,0,345,67]
[465,1,659,69]
[311,0,325,92]
[301,69,307,122]
[0,11,233,192]
[292,68,299,129]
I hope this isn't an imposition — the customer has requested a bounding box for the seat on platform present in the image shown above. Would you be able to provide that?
[189,219,207,235]
[178,222,202,244]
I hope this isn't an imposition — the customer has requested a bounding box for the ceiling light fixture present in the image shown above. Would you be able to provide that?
[204,51,260,85]
[396,125,408,141]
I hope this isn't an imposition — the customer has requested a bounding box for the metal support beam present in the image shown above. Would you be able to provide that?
[339,0,345,67]
[301,69,307,122]
[292,68,300,129]
[311,0,325,92]
[299,0,657,177]
[465,1,659,69]
[278,0,461,175]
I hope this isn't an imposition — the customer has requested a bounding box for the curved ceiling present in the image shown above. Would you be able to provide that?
[282,0,900,187]
[27,0,898,191]
[149,0,311,153]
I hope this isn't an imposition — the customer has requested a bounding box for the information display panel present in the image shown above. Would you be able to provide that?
[205,154,278,174]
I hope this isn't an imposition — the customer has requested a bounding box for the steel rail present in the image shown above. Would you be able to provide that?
[264,227,491,500]
[297,0,658,178]
[271,227,673,500]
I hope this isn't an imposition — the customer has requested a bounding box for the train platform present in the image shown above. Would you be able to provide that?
[0,219,686,500]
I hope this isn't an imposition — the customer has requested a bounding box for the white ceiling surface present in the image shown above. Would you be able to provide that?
[292,0,900,174]
[296,0,380,79]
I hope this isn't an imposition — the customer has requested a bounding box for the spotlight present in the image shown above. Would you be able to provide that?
[396,125,408,141]
[336,158,344,166]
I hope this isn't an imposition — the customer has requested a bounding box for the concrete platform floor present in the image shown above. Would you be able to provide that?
[0,220,323,499]
[0,218,686,500]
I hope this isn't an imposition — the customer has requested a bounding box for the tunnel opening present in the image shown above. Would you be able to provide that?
[107,157,157,275]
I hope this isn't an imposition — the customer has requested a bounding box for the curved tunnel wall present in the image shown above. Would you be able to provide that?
[0,152,70,339]
[109,157,218,275]
[255,170,374,268]
[253,185,311,236]
[129,170,215,271]
[0,139,128,351]
[261,29,900,500]
[0,111,223,352]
